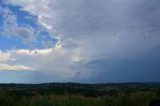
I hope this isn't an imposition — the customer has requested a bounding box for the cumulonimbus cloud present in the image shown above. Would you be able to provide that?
[1,0,160,82]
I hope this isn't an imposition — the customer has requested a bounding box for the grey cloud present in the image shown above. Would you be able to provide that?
[17,26,35,45]
[86,57,160,83]
[6,0,160,82]
[78,47,160,83]
[39,0,160,39]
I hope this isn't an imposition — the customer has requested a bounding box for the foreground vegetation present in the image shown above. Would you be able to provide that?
[0,83,160,106]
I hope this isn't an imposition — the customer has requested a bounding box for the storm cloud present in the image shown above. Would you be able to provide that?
[0,0,159,83]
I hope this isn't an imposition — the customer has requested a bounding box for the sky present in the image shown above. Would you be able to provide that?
[0,0,160,83]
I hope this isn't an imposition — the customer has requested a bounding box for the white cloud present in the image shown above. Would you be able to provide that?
[0,63,34,71]
[0,51,11,62]
[0,6,36,47]
[0,45,80,80]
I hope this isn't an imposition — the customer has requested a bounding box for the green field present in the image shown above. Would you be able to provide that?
[0,83,160,106]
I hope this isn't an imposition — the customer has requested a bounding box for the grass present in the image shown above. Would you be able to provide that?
[0,83,160,106]
[0,91,159,106]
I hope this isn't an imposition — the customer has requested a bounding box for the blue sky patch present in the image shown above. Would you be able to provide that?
[0,2,56,50]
